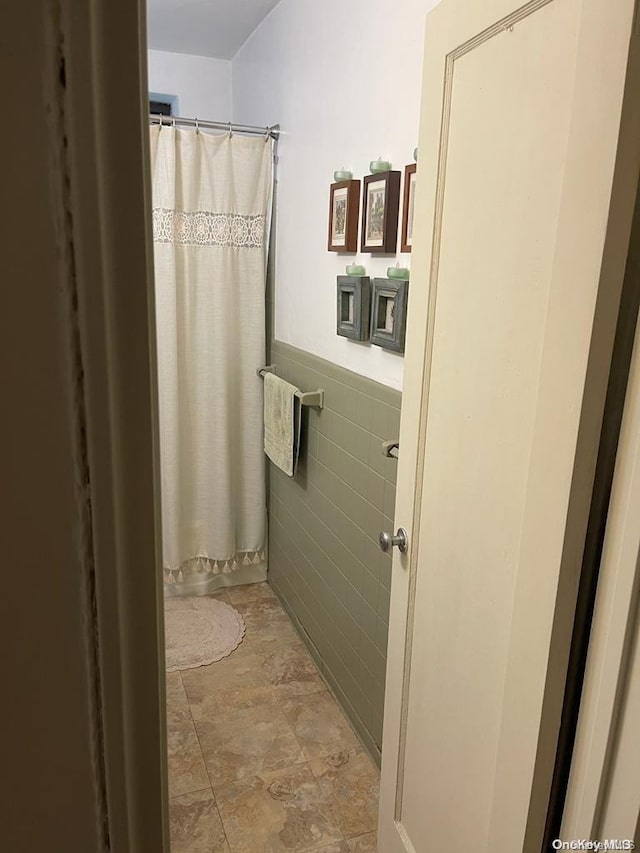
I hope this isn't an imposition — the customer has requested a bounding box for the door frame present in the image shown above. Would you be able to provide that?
[561,297,640,841]
[544,176,640,847]
[61,0,168,849]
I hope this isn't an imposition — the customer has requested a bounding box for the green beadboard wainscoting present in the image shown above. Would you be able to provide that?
[267,341,401,764]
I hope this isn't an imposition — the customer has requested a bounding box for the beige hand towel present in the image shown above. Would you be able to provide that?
[263,373,301,477]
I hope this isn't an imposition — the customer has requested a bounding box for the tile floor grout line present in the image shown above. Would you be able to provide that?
[212,800,232,853]
[186,691,235,851]
[168,784,214,804]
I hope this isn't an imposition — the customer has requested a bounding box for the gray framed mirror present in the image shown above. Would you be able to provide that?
[336,275,371,341]
[370,277,408,353]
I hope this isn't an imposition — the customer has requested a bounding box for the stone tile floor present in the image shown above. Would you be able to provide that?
[167,582,379,853]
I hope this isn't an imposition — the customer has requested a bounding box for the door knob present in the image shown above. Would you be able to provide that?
[379,527,408,553]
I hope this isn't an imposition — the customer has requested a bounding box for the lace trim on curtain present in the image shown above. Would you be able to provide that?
[163,550,267,585]
[152,208,266,248]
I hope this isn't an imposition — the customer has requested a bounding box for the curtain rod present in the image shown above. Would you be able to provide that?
[149,114,280,140]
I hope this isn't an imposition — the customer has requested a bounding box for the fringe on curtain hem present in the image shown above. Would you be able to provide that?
[163,550,266,585]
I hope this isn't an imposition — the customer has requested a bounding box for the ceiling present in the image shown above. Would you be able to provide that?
[147,0,282,60]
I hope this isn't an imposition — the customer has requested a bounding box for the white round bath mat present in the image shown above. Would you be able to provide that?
[164,596,246,672]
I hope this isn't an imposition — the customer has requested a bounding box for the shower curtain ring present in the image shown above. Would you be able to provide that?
[195,117,199,134]
[228,121,233,138]
[172,116,176,128]
[158,113,163,131]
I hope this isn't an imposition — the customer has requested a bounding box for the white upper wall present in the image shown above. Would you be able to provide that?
[232,0,440,390]
[148,49,232,120]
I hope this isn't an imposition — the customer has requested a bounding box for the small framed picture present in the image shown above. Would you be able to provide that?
[401,163,417,252]
[361,171,401,253]
[370,277,408,353]
[328,180,360,253]
[336,275,371,340]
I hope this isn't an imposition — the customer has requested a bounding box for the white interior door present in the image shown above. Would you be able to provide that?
[379,1,640,851]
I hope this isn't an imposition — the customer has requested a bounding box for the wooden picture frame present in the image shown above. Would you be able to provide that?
[370,277,408,353]
[336,275,371,340]
[328,180,360,252]
[401,163,417,252]
[361,171,401,253]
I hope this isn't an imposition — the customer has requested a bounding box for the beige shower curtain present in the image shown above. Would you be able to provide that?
[150,126,273,595]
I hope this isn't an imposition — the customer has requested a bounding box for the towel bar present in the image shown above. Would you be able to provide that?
[258,365,325,410]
